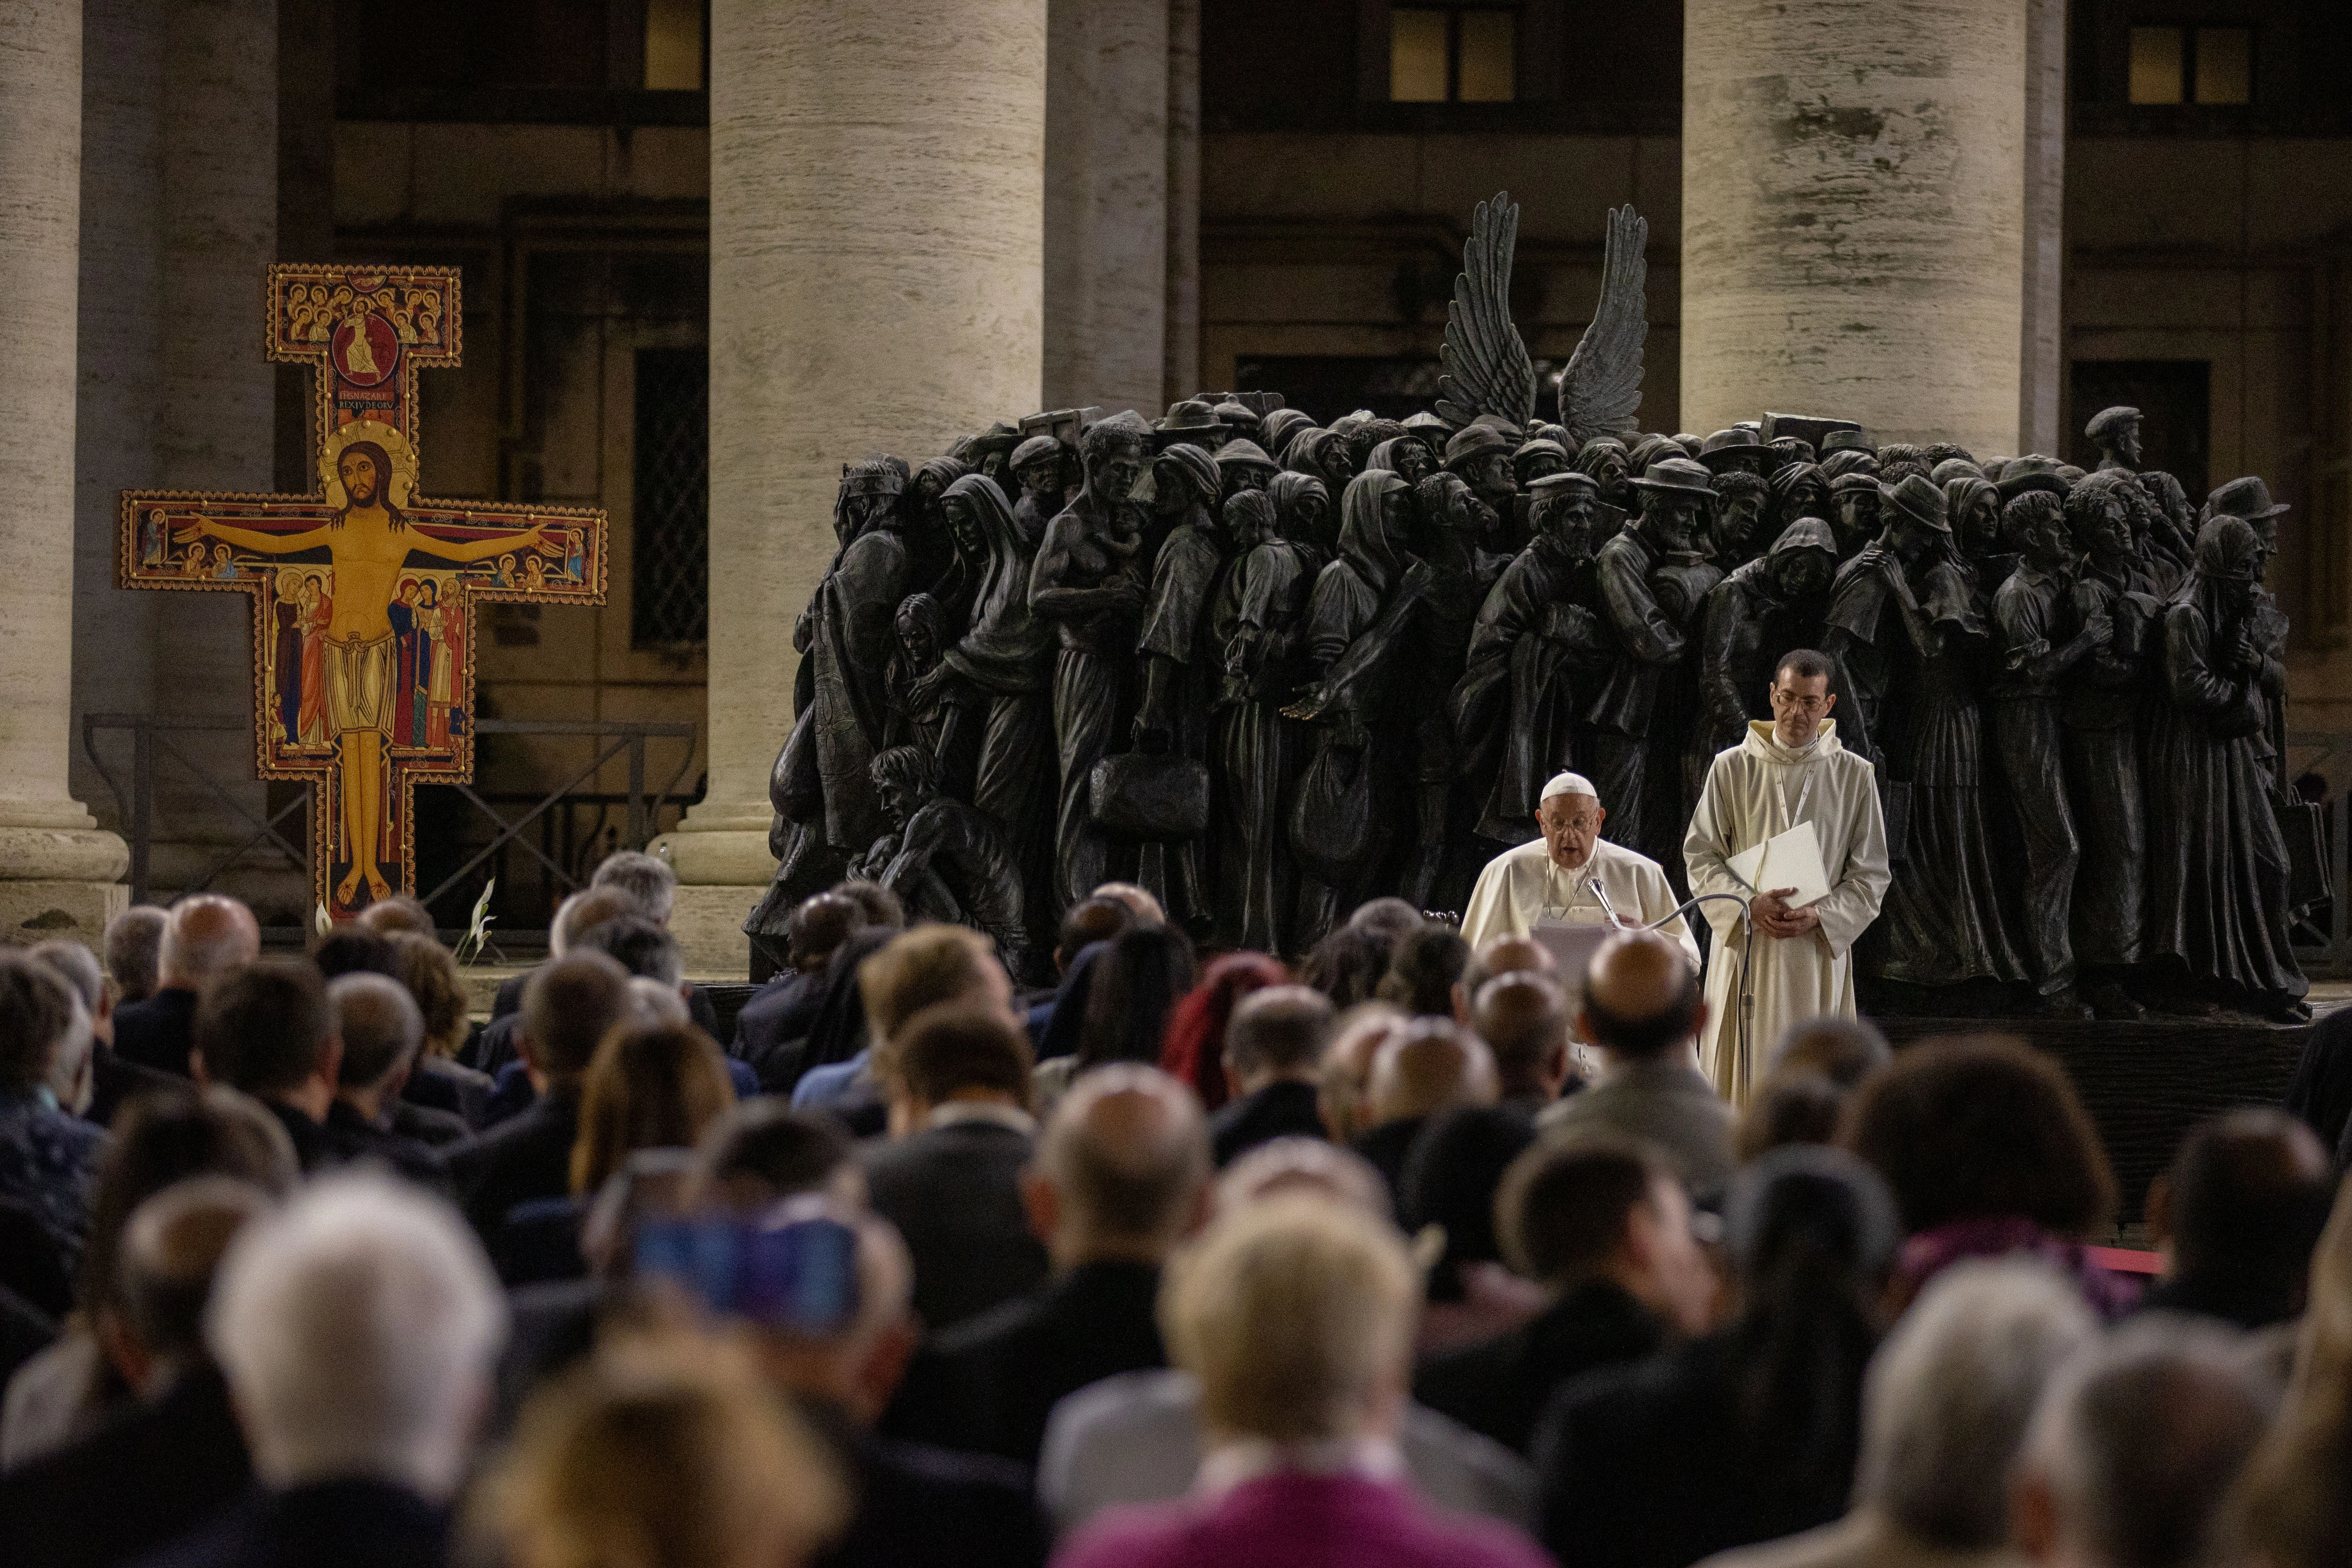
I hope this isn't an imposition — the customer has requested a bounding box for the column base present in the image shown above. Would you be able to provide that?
[649,821,777,981]
[0,880,129,952]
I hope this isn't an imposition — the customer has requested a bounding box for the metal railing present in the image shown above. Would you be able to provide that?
[81,714,700,930]
[2287,730,2351,977]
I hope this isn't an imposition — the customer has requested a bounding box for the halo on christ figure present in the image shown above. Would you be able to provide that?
[319,418,420,512]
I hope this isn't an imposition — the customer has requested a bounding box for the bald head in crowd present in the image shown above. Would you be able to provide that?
[1453,934,1553,1023]
[159,895,260,992]
[1317,1004,1406,1143]
[1579,931,1703,1062]
[1367,1018,1498,1127]
[1473,971,1575,1104]
[1024,1065,1212,1270]
[330,973,425,1121]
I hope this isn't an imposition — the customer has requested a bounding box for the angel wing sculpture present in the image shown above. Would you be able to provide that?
[1558,204,1649,450]
[1431,193,1650,447]
[1435,193,1536,430]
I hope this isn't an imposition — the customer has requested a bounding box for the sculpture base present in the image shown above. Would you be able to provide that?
[0,879,129,953]
[667,884,764,980]
[1874,1012,2314,1224]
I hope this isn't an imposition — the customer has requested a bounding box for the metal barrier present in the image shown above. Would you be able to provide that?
[81,714,699,928]
[2288,730,2351,977]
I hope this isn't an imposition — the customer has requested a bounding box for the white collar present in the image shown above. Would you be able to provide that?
[1194,1434,1404,1498]
[925,1100,1037,1136]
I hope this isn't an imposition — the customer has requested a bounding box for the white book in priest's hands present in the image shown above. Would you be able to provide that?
[1725,819,1831,909]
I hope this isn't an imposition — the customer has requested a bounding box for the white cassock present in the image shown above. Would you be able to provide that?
[1460,835,1700,973]
[1684,718,1890,1107]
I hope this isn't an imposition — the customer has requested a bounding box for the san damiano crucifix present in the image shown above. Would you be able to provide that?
[119,266,608,918]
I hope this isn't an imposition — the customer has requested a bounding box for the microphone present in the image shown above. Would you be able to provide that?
[1587,877,1626,930]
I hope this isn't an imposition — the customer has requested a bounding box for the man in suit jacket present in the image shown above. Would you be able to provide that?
[1206,985,1334,1166]
[445,952,632,1251]
[860,991,1049,1335]
[734,891,860,1071]
[1415,1132,1714,1454]
[22,938,176,1130]
[322,975,454,1185]
[112,895,259,1078]
[889,1061,1213,1466]
[740,1209,1047,1568]
[1537,932,1734,1203]
[136,1178,507,1568]
[0,1177,270,1568]
[191,961,409,1183]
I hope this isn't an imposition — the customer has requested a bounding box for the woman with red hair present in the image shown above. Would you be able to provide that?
[1159,953,1288,1111]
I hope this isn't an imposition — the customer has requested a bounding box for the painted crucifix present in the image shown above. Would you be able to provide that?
[119,265,608,916]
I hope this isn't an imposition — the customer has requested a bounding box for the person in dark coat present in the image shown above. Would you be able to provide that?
[732,891,860,1078]
[1534,1147,1897,1568]
[1206,985,1333,1166]
[0,1178,269,1568]
[1415,1132,1712,1455]
[134,1178,506,1568]
[2136,1109,2336,1330]
[734,1209,1046,1568]
[112,895,258,1078]
[444,954,631,1252]
[886,1063,1212,1465]
[859,996,1049,1335]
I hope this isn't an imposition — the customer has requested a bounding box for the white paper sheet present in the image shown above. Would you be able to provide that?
[1724,819,1831,909]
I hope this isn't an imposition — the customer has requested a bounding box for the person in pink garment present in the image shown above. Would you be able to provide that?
[1050,1194,1554,1568]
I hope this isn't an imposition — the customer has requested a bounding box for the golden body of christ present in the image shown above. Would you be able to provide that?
[119,265,607,918]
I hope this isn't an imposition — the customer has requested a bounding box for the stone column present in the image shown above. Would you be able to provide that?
[1681,0,2034,458]
[1163,0,1200,407]
[0,0,131,946]
[1042,0,1168,415]
[2017,0,2067,457]
[657,0,1046,973]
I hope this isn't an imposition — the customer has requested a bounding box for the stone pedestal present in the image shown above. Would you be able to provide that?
[656,0,1047,976]
[1681,0,2051,458]
[0,0,131,948]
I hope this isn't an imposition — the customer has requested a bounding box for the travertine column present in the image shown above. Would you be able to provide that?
[1163,0,1200,406]
[1043,0,1168,415]
[0,0,131,945]
[2017,0,2067,456]
[1682,0,2035,457]
[657,0,1046,973]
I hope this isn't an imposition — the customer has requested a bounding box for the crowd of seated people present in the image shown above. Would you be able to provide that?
[0,855,2346,1568]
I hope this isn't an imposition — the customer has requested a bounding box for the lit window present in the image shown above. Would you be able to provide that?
[1389,6,1516,104]
[2195,27,2252,105]
[1390,9,1449,101]
[2129,26,2184,104]
[645,0,703,91]
[2129,23,2252,106]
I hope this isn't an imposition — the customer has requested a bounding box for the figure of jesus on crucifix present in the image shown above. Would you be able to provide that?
[120,266,607,918]
[176,426,551,904]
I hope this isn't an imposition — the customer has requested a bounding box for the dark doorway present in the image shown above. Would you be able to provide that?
[2068,359,2211,500]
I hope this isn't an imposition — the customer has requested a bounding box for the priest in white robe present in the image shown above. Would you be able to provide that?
[1684,649,1890,1106]
[1461,772,1699,971]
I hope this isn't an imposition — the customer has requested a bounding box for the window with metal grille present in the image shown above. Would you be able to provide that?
[632,346,708,648]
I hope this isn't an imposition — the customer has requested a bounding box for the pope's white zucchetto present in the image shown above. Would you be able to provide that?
[1540,772,1599,804]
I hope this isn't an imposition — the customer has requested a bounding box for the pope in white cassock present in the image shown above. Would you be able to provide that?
[1460,772,1699,972]
[1684,649,1890,1107]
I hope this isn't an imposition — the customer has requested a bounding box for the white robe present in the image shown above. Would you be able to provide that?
[1460,834,1700,972]
[1684,719,1890,1107]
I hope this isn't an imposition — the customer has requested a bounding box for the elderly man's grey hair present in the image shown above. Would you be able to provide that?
[1856,1259,2096,1548]
[328,972,425,1091]
[2016,1317,2277,1568]
[160,894,259,986]
[207,1174,507,1501]
[590,848,677,925]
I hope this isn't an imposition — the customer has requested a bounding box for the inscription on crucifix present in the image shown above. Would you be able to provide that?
[119,266,608,917]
